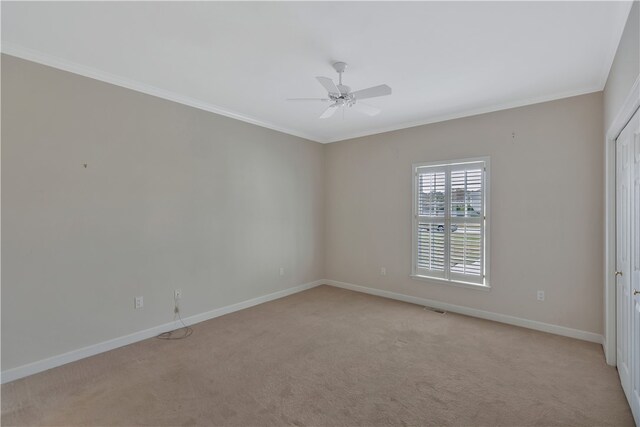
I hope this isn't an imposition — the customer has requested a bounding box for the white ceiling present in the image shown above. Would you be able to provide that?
[1,1,632,143]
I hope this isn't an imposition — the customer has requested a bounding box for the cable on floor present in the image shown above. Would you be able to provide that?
[156,293,193,340]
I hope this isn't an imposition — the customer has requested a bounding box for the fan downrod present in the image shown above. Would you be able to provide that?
[332,62,349,93]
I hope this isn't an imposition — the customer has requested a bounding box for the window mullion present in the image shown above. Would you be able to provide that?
[444,166,451,280]
[481,167,486,280]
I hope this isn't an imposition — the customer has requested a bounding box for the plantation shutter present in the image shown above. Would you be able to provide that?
[448,163,484,283]
[414,160,486,285]
[416,168,447,278]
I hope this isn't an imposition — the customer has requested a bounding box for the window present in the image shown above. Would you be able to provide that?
[412,157,490,288]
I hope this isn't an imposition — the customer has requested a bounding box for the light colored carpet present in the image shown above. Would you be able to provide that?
[1,285,634,426]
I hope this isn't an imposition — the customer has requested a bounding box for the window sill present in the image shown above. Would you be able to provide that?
[410,274,491,291]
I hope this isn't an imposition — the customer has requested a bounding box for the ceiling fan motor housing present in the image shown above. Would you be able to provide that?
[332,61,348,74]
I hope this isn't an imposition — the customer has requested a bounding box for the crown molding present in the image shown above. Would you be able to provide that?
[1,41,609,145]
[324,85,602,143]
[1,42,324,143]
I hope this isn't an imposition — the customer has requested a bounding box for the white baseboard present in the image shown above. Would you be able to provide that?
[603,337,615,366]
[325,280,604,344]
[2,279,604,384]
[1,280,324,384]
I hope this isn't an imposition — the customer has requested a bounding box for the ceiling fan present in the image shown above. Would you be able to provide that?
[287,62,392,119]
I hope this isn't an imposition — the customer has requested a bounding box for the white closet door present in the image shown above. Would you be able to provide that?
[629,109,640,426]
[617,107,640,425]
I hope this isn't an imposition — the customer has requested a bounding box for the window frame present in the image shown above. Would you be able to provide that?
[411,156,491,290]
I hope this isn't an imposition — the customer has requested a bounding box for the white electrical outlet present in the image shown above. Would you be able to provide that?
[174,289,182,300]
[381,267,387,276]
[279,267,285,276]
[537,290,545,301]
[134,296,144,309]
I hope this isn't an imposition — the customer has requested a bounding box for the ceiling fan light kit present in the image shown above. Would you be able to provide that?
[287,61,392,119]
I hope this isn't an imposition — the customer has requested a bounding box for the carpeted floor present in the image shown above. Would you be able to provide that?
[1,285,635,426]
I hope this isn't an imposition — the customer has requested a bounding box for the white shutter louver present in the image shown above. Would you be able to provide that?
[449,167,483,282]
[417,222,445,272]
[413,159,488,287]
[416,169,447,278]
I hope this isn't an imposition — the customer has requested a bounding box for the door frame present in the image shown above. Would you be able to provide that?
[605,74,640,366]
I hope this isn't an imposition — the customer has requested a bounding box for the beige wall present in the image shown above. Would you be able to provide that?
[1,50,612,372]
[604,1,639,132]
[1,55,325,370]
[325,92,604,334]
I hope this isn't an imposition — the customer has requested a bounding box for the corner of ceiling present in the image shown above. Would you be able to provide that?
[597,0,635,91]
[2,30,622,147]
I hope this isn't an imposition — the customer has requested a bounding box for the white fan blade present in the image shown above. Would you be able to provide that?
[352,102,381,116]
[319,104,339,119]
[352,84,392,100]
[286,98,330,102]
[316,76,341,95]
